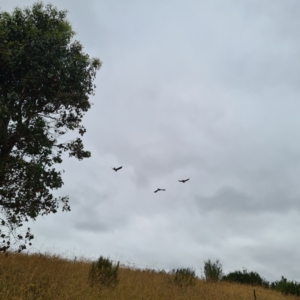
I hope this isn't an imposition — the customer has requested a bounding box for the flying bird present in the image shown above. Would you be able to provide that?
[154,188,166,193]
[112,166,123,172]
[178,178,190,183]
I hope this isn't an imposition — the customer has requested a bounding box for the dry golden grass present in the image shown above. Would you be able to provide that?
[0,252,296,300]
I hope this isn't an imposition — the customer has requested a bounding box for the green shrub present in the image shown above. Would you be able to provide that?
[271,276,300,296]
[203,259,223,282]
[169,267,197,288]
[88,256,119,288]
[222,268,269,288]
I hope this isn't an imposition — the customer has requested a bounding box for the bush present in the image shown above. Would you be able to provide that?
[203,259,223,282]
[169,267,197,288]
[88,256,119,288]
[271,276,300,297]
[222,268,269,287]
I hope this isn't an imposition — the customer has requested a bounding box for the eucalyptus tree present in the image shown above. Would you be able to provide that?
[0,2,101,251]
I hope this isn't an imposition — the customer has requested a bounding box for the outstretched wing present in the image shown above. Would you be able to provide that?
[117,166,123,171]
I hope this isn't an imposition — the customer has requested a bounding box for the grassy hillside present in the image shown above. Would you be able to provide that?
[0,252,296,299]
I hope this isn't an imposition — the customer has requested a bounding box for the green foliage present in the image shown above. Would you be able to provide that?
[169,267,197,288]
[0,2,100,251]
[203,259,223,282]
[270,276,300,297]
[222,268,269,288]
[89,256,119,288]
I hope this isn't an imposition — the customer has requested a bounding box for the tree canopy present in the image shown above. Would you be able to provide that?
[0,2,101,252]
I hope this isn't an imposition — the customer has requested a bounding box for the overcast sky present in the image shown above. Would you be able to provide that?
[2,0,300,282]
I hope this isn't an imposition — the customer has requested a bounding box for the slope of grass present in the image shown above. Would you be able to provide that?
[0,252,296,300]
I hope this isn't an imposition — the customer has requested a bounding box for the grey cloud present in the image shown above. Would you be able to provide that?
[195,186,300,215]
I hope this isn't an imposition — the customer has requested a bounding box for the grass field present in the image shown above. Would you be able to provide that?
[0,252,296,300]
